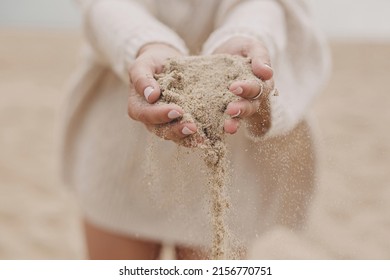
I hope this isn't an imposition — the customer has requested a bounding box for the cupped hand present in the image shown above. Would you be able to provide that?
[127,43,198,144]
[213,37,275,135]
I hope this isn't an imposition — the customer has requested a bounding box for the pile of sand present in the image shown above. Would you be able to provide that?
[155,54,262,259]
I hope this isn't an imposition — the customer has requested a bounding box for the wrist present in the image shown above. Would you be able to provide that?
[137,42,182,57]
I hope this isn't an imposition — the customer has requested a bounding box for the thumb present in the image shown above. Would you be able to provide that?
[129,61,161,103]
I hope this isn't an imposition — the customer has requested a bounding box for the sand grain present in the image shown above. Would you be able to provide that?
[156,54,261,259]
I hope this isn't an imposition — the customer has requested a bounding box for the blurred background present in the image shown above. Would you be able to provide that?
[0,0,389,259]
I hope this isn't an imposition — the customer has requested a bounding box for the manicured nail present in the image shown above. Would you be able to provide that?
[231,110,241,118]
[168,110,181,119]
[182,126,195,135]
[231,87,243,95]
[143,86,154,101]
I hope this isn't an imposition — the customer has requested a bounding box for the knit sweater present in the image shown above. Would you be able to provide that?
[72,0,330,138]
[61,0,331,247]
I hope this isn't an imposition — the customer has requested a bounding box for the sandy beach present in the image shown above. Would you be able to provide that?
[0,29,389,259]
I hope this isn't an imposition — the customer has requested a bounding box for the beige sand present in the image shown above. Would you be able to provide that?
[156,55,261,259]
[0,29,389,259]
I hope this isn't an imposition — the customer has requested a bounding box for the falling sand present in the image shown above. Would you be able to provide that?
[155,54,262,259]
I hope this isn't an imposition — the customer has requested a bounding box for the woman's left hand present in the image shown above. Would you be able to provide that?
[213,36,275,135]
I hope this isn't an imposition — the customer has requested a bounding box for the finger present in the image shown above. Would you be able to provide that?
[252,57,273,81]
[224,118,240,134]
[152,122,198,143]
[229,80,263,100]
[175,122,198,138]
[225,99,259,119]
[129,61,161,103]
[247,44,273,81]
[128,93,185,125]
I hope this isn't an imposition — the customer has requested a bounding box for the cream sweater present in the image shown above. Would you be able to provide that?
[62,0,331,247]
[73,0,330,138]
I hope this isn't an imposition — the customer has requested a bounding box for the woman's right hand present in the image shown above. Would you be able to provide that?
[127,43,198,143]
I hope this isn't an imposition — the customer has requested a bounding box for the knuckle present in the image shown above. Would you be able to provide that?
[242,101,256,117]
[252,81,261,95]
[133,77,145,92]
[127,106,134,119]
[136,110,148,123]
[129,104,146,122]
[127,103,137,120]
[241,106,250,117]
[128,62,140,84]
[242,80,260,97]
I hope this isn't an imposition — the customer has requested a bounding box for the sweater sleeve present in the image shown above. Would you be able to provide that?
[76,0,189,84]
[203,0,331,139]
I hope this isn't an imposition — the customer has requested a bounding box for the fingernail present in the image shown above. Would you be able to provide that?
[143,86,154,101]
[264,63,273,70]
[182,126,195,135]
[168,110,181,119]
[231,87,243,95]
[231,109,241,118]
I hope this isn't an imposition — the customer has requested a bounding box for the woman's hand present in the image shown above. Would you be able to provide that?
[127,43,198,143]
[213,37,275,135]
